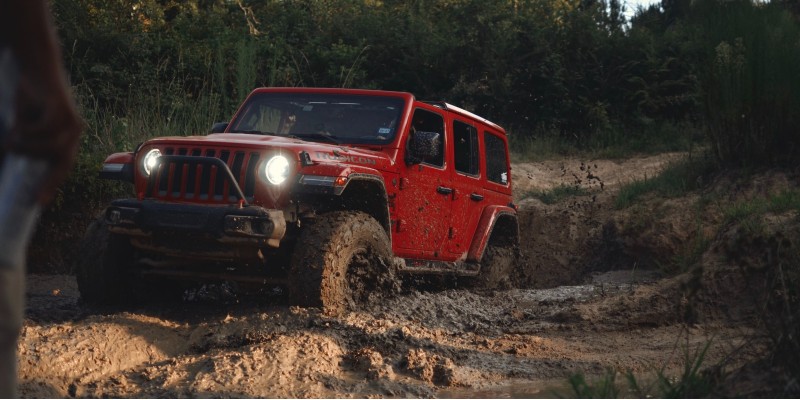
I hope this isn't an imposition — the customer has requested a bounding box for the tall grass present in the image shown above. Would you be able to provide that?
[33,74,232,273]
[722,190,800,233]
[78,87,225,153]
[235,39,259,103]
[564,341,718,398]
[508,133,577,162]
[509,121,701,162]
[48,81,226,217]
[697,0,800,167]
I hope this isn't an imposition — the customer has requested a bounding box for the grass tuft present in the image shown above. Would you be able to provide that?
[564,340,718,398]
[723,189,800,226]
[509,134,577,162]
[525,185,590,205]
[614,157,717,209]
[567,369,620,399]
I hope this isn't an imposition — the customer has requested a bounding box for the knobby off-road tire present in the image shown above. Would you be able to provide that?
[75,216,135,305]
[472,245,520,290]
[288,211,398,315]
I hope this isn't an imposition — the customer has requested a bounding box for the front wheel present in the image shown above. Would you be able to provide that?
[288,211,398,315]
[75,215,135,304]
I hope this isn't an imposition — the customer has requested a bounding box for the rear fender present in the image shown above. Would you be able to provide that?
[467,206,518,261]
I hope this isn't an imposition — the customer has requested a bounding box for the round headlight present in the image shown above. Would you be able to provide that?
[141,149,161,176]
[265,155,290,185]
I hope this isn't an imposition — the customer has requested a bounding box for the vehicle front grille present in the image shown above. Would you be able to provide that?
[150,147,261,203]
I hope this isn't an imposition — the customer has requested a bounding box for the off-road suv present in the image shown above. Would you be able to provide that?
[78,88,519,313]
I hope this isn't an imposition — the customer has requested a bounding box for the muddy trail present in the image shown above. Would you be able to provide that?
[18,153,754,398]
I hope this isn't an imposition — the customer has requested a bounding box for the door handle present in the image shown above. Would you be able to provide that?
[470,193,484,201]
[436,186,453,195]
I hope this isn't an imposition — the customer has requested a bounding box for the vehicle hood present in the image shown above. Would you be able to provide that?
[144,133,396,172]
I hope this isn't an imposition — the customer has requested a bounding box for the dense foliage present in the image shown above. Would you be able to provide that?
[50,0,800,166]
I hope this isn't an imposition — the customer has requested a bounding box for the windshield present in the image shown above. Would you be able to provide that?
[229,93,405,145]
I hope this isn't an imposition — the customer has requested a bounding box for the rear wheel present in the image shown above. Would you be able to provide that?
[76,216,135,304]
[288,211,398,315]
[473,244,519,290]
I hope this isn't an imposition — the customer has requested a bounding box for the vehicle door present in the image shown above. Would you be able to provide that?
[394,107,451,259]
[444,118,485,258]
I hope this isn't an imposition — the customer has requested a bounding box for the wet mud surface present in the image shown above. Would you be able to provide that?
[20,271,745,398]
[18,153,754,398]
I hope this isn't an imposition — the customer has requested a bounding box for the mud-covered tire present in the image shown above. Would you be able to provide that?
[288,211,398,315]
[471,245,520,290]
[75,216,135,305]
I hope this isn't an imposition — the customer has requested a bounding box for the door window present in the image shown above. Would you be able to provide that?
[409,109,445,167]
[453,120,479,176]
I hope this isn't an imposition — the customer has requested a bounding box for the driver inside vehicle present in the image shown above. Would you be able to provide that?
[278,112,296,135]
[314,123,334,136]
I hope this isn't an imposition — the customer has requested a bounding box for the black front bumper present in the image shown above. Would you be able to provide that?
[106,199,287,250]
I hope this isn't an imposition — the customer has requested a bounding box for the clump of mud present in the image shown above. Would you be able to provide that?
[402,349,459,386]
[346,347,395,380]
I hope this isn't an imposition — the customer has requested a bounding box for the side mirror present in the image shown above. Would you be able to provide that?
[210,122,228,133]
[406,130,441,165]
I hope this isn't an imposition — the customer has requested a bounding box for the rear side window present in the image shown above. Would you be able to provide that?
[484,132,509,185]
[453,120,479,176]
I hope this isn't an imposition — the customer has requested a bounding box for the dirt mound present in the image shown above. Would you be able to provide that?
[602,169,800,323]
[512,154,684,289]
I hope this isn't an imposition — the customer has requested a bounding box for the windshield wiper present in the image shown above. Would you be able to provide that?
[237,129,264,135]
[291,133,341,144]
[234,130,341,144]
[236,129,282,136]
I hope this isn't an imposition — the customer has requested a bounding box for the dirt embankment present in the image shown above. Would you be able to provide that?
[18,152,791,398]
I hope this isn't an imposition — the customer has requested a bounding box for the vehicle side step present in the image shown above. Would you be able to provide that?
[394,257,479,276]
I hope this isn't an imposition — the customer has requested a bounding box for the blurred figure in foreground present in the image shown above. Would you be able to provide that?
[0,1,83,396]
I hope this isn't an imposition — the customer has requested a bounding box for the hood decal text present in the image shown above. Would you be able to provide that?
[315,151,377,165]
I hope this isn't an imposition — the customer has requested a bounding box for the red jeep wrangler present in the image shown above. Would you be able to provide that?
[78,88,519,313]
